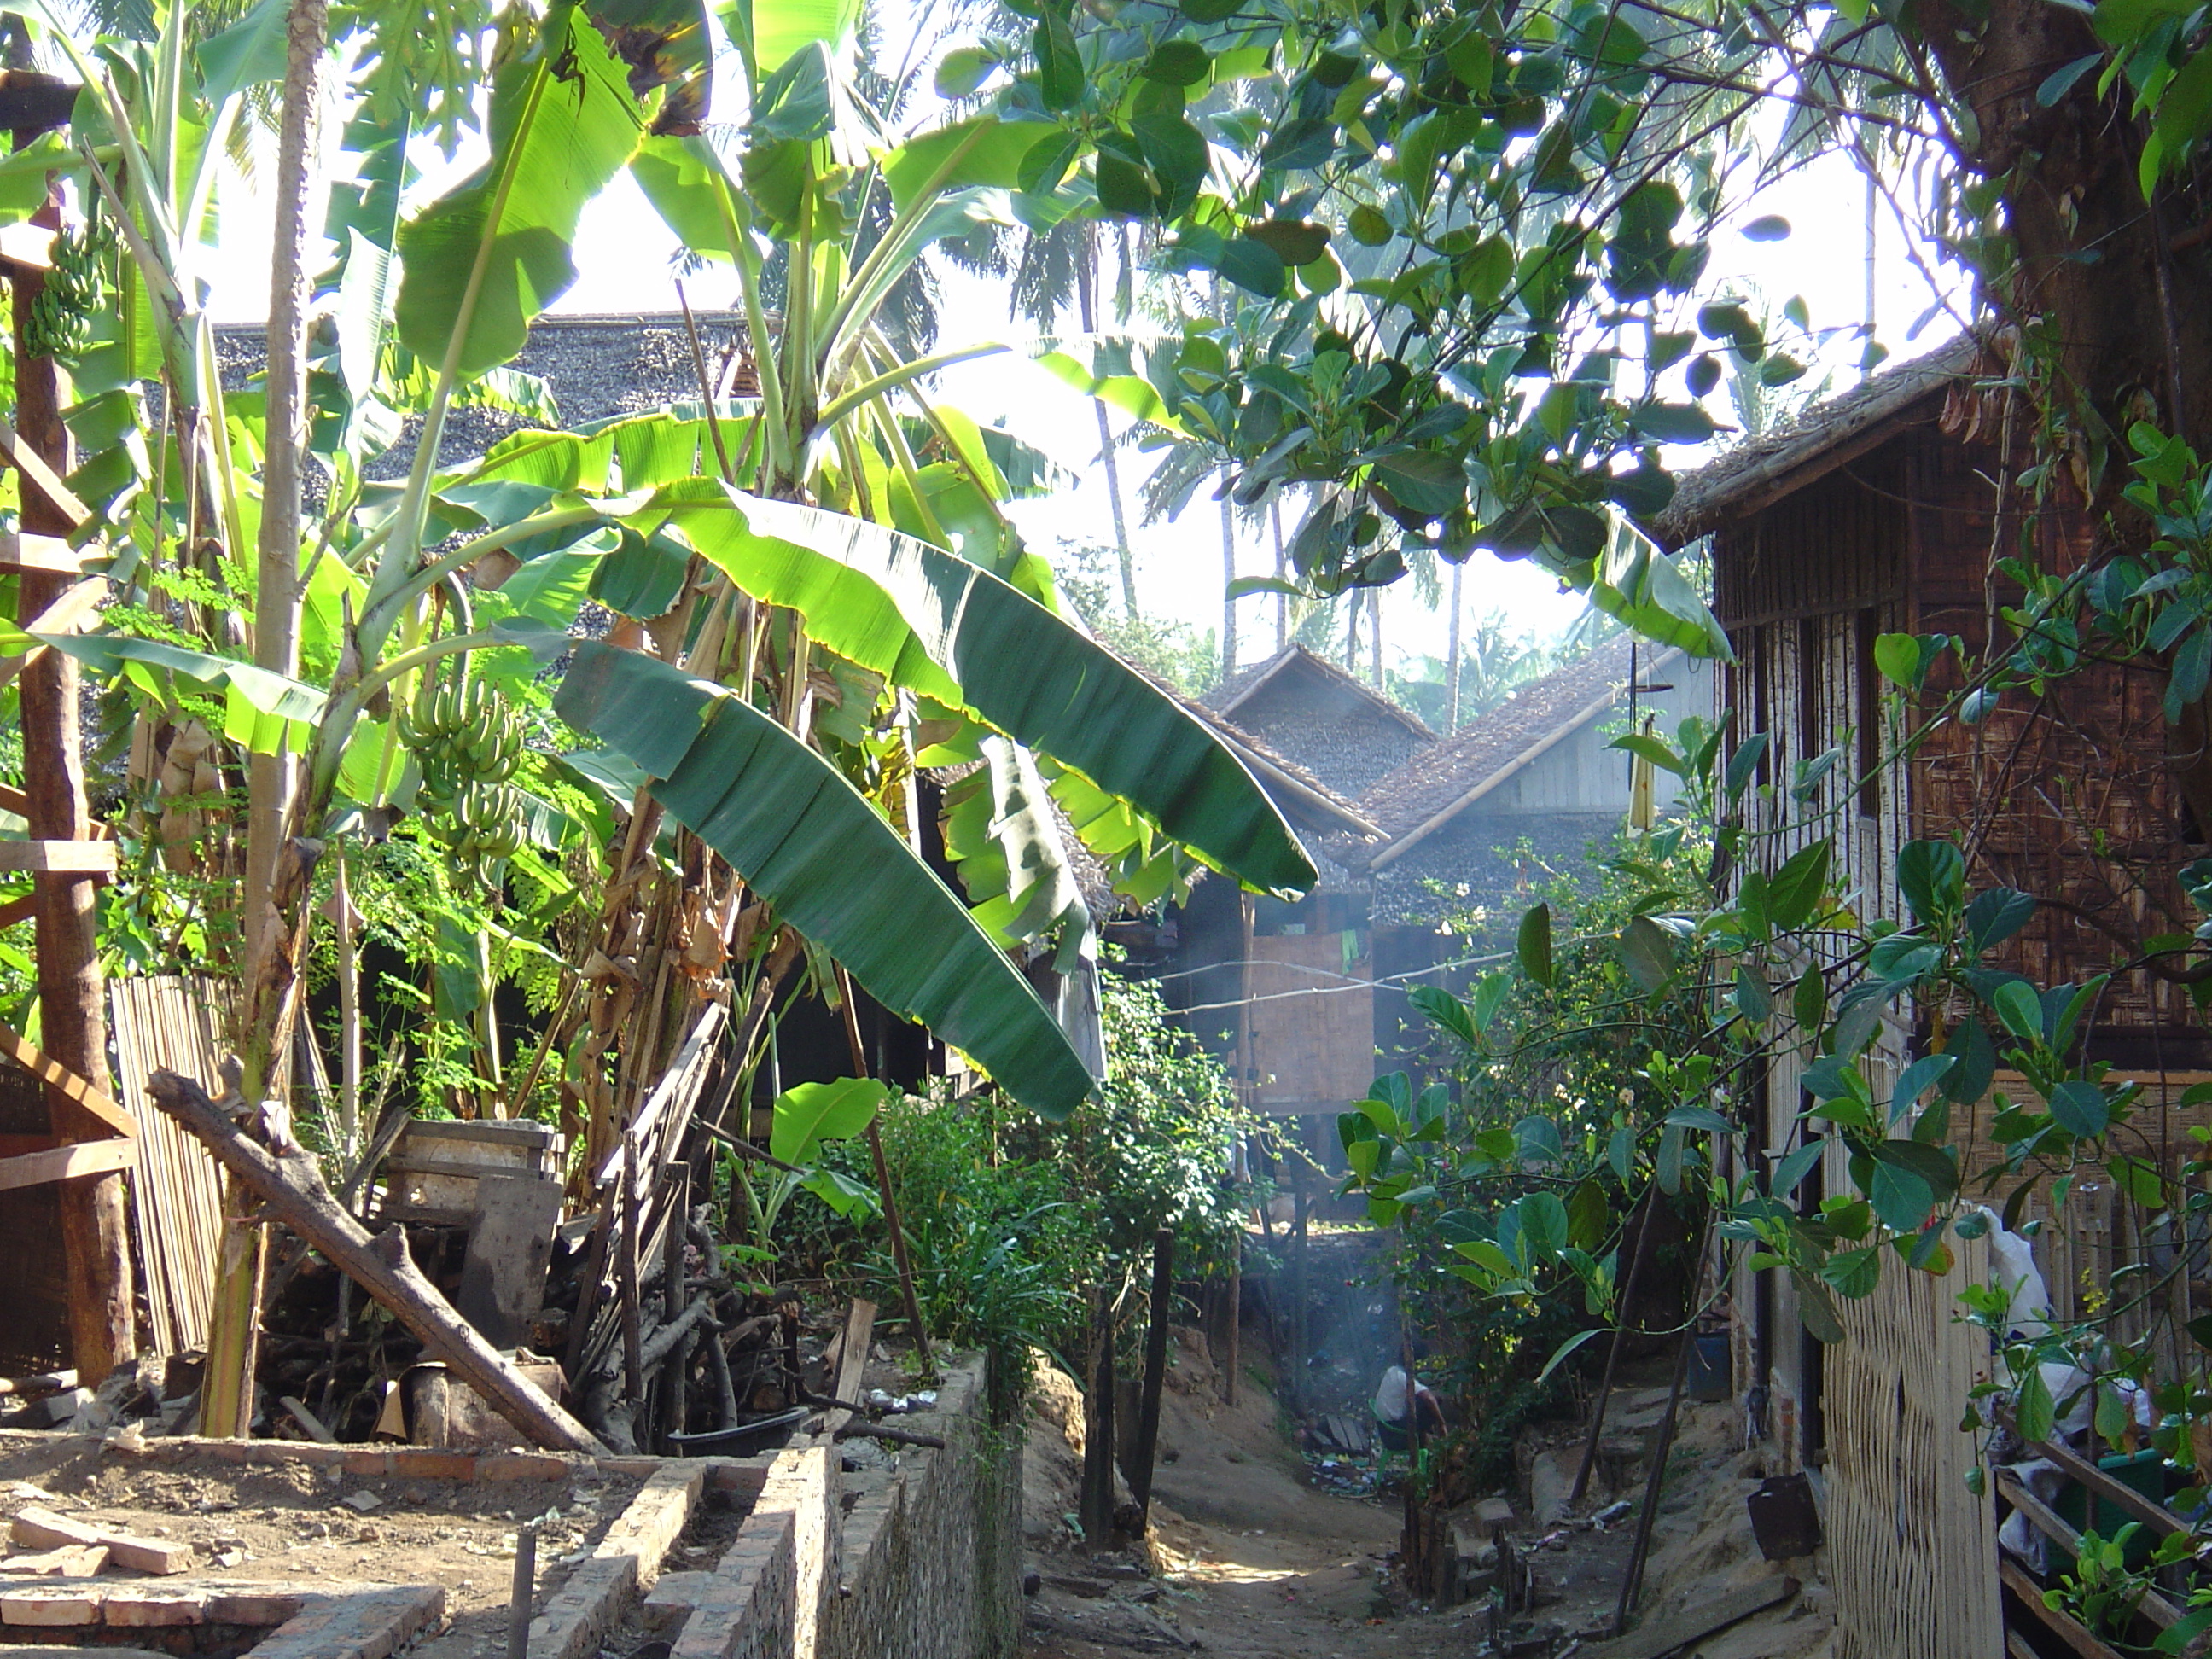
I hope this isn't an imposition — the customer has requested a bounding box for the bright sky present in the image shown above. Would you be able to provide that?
[201,51,1970,680]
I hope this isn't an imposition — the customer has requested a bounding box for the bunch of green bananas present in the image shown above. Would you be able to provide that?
[23,220,113,360]
[396,672,528,876]
[396,673,524,805]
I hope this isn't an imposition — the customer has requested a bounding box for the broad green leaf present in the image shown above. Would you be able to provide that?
[940,736,1091,952]
[1537,1327,1604,1384]
[751,0,862,74]
[1615,914,1674,992]
[638,483,1313,894]
[43,633,327,727]
[882,116,1051,212]
[1772,1138,1826,1199]
[1766,839,1831,930]
[1793,1271,1846,1342]
[556,643,1093,1116]
[770,1075,889,1164]
[396,9,649,378]
[2049,1079,2111,1138]
[1965,887,2036,953]
[1896,839,1965,924]
[1517,901,1554,987]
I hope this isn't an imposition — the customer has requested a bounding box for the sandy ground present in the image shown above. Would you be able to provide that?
[1018,1337,1837,1659]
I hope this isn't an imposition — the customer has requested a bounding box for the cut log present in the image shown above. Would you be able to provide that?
[11,1507,191,1575]
[143,1069,606,1455]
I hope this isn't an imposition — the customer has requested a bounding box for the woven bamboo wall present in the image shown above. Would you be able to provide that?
[1246,933,1374,1114]
[109,975,233,1356]
[1828,1229,2000,1659]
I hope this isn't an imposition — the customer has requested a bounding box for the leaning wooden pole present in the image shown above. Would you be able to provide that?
[146,1069,608,1454]
[9,158,131,1382]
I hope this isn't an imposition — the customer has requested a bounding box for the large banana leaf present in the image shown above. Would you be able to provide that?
[637,482,1315,895]
[395,6,649,377]
[554,642,1095,1119]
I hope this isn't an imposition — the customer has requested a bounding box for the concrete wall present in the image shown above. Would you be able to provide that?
[668,1355,1021,1659]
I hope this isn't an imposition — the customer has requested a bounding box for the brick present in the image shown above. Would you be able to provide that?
[0,1585,105,1627]
[0,1545,108,1576]
[643,1571,712,1633]
[255,1586,443,1659]
[341,1451,394,1477]
[383,1450,477,1482]
[203,1590,306,1626]
[104,1587,208,1627]
[9,1507,190,1575]
[480,1453,573,1481]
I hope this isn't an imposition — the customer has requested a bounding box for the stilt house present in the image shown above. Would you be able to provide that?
[1649,340,2209,1659]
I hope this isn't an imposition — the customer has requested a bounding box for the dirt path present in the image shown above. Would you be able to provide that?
[1017,1337,1837,1659]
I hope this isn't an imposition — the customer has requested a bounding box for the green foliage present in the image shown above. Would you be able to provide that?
[789,968,1253,1382]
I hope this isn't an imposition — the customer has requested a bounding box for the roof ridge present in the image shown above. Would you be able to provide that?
[1214,643,1438,741]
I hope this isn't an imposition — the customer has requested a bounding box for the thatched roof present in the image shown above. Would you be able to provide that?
[1350,637,1662,870]
[1210,644,1437,741]
[1643,337,1981,551]
[1140,667,1377,840]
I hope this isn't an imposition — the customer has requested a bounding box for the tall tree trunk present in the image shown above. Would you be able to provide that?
[1270,498,1288,652]
[1916,0,2212,821]
[1344,591,1359,671]
[1859,158,1877,380]
[11,168,133,1384]
[1445,562,1464,731]
[1220,473,1236,682]
[1074,232,1136,614]
[1370,585,1383,688]
[205,0,328,1439]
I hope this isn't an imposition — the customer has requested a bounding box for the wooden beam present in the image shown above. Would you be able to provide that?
[1996,1404,2186,1538]
[0,1021,136,1138]
[0,74,79,137]
[0,783,105,841]
[0,894,33,930]
[0,840,114,876]
[1999,1558,2130,1659]
[0,532,88,575]
[1995,1469,2186,1632]
[144,1068,608,1454]
[0,222,50,273]
[0,422,89,529]
[815,1300,876,1441]
[0,1138,135,1193]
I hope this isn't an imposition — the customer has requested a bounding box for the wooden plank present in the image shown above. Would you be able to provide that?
[0,1137,135,1192]
[0,1019,137,1138]
[1995,1470,2186,1632]
[0,532,87,574]
[1995,1406,2186,1539]
[0,422,90,529]
[0,839,114,875]
[817,1299,877,1441]
[0,894,34,930]
[1586,1576,1796,1659]
[0,221,51,272]
[1999,1558,2129,1659]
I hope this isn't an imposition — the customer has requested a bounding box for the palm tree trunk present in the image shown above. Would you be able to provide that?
[1344,591,1359,671]
[1270,498,1288,652]
[206,0,328,1441]
[1370,585,1383,688]
[1445,562,1464,731]
[1075,232,1136,613]
[1220,473,1237,682]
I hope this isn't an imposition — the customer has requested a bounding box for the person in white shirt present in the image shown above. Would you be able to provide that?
[1373,1363,1447,1451]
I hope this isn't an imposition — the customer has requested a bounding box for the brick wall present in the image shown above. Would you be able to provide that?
[669,1353,1021,1659]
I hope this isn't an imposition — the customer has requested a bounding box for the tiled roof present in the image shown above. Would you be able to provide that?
[1353,637,1650,849]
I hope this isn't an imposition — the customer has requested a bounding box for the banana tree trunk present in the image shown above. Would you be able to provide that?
[205,0,328,1440]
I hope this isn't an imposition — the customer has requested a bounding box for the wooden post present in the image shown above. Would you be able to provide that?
[8,137,131,1384]
[1225,1216,1242,1410]
[1130,1227,1175,1527]
[620,1132,645,1402]
[1080,1286,1117,1547]
[506,1523,535,1659]
[656,1160,690,1450]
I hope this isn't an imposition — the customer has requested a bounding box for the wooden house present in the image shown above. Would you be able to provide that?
[1143,640,1709,1148]
[1648,339,2209,1659]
